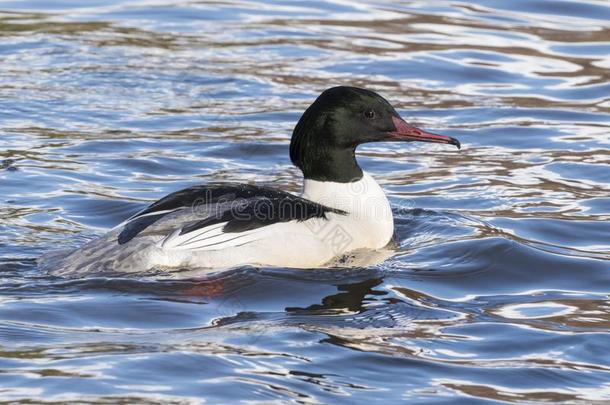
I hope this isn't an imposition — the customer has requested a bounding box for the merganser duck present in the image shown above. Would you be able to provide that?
[46,86,459,275]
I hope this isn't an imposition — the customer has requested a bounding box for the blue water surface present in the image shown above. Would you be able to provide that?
[1,0,609,403]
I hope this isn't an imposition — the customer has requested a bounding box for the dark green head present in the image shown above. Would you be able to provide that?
[290,86,460,182]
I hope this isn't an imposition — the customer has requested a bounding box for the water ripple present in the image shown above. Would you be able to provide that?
[1,0,609,403]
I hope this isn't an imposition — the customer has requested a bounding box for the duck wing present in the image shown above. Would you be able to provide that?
[117,183,346,248]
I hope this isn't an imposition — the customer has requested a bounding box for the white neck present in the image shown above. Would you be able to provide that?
[302,171,393,224]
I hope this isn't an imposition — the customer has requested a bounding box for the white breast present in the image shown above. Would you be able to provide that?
[301,171,394,251]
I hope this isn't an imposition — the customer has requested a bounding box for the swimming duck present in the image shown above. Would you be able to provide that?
[48,86,460,275]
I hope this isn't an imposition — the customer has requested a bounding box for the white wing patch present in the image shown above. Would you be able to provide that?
[112,209,179,231]
[159,222,261,251]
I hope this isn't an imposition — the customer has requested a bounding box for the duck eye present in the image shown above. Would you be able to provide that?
[364,109,376,119]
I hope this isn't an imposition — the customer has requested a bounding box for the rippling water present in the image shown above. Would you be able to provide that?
[1,0,610,403]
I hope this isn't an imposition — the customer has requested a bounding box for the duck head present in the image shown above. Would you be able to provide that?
[290,86,460,182]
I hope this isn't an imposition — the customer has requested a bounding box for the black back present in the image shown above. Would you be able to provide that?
[117,184,346,244]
